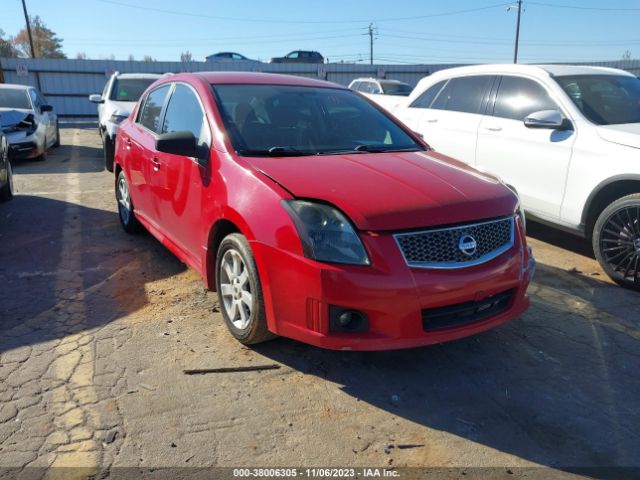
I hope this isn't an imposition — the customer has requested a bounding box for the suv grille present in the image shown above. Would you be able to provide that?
[394,216,514,269]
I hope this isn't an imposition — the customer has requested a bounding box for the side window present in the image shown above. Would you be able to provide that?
[432,76,493,114]
[287,52,299,59]
[493,76,558,121]
[138,85,170,132]
[410,80,447,109]
[371,83,382,94]
[351,81,361,91]
[102,78,111,99]
[162,84,210,155]
[28,90,40,110]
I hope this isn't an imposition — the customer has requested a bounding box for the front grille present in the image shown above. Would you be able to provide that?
[394,216,514,268]
[422,289,515,331]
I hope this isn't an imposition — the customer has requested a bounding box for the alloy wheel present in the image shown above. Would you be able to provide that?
[219,249,253,330]
[600,206,640,284]
[117,175,131,224]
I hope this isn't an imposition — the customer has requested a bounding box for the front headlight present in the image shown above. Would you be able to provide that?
[109,114,128,125]
[282,200,370,265]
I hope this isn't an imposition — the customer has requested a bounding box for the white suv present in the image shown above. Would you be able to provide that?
[349,78,413,111]
[395,64,640,289]
[90,72,161,171]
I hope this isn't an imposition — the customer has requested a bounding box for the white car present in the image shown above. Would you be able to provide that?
[90,72,162,171]
[394,64,640,289]
[349,78,413,111]
[0,83,59,161]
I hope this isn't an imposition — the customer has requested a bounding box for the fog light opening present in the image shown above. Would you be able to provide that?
[329,306,369,333]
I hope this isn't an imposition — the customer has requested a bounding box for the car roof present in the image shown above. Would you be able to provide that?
[115,73,163,79]
[0,83,31,91]
[189,71,342,88]
[424,63,633,81]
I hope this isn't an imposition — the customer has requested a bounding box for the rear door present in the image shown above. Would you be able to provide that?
[153,83,212,263]
[475,75,576,219]
[126,84,171,224]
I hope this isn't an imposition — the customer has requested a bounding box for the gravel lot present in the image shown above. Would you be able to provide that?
[0,125,639,479]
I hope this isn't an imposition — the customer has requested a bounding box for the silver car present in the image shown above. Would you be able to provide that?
[0,84,59,161]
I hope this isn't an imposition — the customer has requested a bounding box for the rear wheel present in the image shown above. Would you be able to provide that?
[215,233,276,345]
[593,193,640,290]
[0,138,13,202]
[116,170,142,233]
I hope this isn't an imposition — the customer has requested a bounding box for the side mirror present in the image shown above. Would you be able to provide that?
[524,110,572,131]
[89,94,104,104]
[40,105,53,112]
[156,131,197,157]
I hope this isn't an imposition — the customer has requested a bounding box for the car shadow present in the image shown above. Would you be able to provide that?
[12,143,105,175]
[253,262,640,473]
[0,195,186,350]
[527,220,594,259]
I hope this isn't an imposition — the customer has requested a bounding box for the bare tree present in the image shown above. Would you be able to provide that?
[0,29,18,57]
[142,55,156,62]
[75,52,87,59]
[180,50,193,62]
[622,50,633,61]
[128,54,135,61]
[13,16,65,58]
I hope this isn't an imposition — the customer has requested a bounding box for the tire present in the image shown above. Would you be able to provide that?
[0,138,13,202]
[53,121,60,147]
[35,140,47,161]
[116,170,142,233]
[215,233,276,345]
[104,135,115,172]
[593,193,640,291]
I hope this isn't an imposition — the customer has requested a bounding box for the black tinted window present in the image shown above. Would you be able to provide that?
[494,76,558,121]
[139,85,170,132]
[111,78,157,102]
[432,76,493,114]
[410,80,446,108]
[162,84,208,145]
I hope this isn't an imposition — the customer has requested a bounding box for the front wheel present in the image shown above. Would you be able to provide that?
[104,135,114,172]
[215,233,276,345]
[53,121,60,147]
[116,170,142,233]
[593,193,640,290]
[0,138,13,202]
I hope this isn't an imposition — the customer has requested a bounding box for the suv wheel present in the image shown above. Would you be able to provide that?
[104,136,115,172]
[593,193,640,290]
[0,137,13,202]
[116,170,142,233]
[215,233,276,345]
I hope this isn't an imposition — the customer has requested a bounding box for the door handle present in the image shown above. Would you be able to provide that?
[485,126,503,132]
[151,157,160,172]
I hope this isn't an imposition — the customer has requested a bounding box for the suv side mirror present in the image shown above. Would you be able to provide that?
[156,131,197,157]
[524,110,572,131]
[41,105,53,112]
[89,94,104,104]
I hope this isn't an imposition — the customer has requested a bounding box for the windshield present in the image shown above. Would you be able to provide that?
[110,78,157,102]
[0,89,31,109]
[555,74,640,125]
[212,84,423,156]
[380,82,413,96]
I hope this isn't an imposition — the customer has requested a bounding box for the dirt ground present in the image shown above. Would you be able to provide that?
[0,125,639,479]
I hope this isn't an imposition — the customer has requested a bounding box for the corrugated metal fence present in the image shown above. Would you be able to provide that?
[1,57,638,118]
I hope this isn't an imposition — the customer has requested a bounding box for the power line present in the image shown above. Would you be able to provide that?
[528,1,640,11]
[94,0,512,24]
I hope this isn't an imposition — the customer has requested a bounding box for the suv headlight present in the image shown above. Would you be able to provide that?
[282,200,370,265]
[109,114,128,125]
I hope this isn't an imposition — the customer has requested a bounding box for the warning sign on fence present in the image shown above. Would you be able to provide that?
[16,63,28,77]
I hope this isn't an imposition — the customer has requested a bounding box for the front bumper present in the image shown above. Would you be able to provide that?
[8,139,41,160]
[252,222,534,351]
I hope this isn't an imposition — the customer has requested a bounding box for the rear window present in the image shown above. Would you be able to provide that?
[0,89,31,109]
[212,84,423,156]
[380,82,413,96]
[110,78,158,102]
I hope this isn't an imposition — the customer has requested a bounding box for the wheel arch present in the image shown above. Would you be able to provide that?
[582,175,640,238]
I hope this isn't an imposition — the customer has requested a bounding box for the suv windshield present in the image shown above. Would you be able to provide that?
[380,82,412,96]
[212,84,423,156]
[0,89,31,109]
[555,74,640,125]
[110,78,157,102]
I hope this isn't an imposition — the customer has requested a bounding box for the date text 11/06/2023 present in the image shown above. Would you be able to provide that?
[232,468,400,477]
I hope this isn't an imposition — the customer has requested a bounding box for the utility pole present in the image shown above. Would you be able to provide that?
[368,23,374,65]
[21,0,36,58]
[513,0,523,64]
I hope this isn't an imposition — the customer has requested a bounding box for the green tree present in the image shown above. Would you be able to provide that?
[13,16,65,58]
[0,29,18,58]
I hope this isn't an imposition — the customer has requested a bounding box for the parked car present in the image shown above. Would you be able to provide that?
[395,64,640,289]
[0,132,13,202]
[89,72,162,172]
[0,83,59,161]
[349,78,413,111]
[269,50,324,64]
[113,71,534,350]
[205,52,260,64]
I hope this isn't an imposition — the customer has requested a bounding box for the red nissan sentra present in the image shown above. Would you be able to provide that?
[113,72,535,351]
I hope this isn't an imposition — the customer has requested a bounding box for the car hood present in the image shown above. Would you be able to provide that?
[106,100,136,117]
[249,151,517,231]
[0,109,32,128]
[596,123,640,149]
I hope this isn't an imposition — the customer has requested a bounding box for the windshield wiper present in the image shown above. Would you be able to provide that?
[237,146,313,157]
[354,145,422,153]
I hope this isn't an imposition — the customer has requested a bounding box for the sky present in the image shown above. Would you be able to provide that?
[2,0,640,64]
